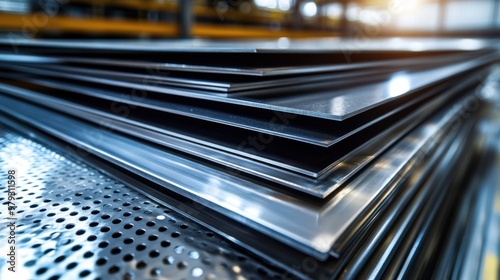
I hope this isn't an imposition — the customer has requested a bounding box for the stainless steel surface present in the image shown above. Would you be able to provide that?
[383,123,475,280]
[0,82,419,197]
[37,63,396,94]
[0,37,492,53]
[339,120,469,279]
[3,53,496,121]
[264,55,495,119]
[10,76,347,148]
[444,67,500,280]
[0,88,476,258]
[2,75,445,149]
[0,69,480,197]
[27,52,476,77]
[1,53,433,92]
[0,75,453,179]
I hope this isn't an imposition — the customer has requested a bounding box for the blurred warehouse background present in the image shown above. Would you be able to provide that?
[0,0,499,39]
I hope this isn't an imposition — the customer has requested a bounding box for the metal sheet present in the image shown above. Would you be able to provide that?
[0,91,474,258]
[0,75,444,148]
[263,55,495,119]
[0,53,437,92]
[321,118,465,278]
[0,72,467,182]
[37,52,476,77]
[340,119,473,279]
[379,126,474,280]
[3,53,495,121]
[0,79,455,197]
[0,37,491,53]
[5,75,345,148]
[35,63,399,94]
[0,80,369,178]
[41,54,479,97]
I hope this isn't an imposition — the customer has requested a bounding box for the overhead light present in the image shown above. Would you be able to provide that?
[254,0,290,11]
[278,0,291,11]
[254,0,277,9]
[388,74,411,97]
[325,3,343,19]
[301,2,317,18]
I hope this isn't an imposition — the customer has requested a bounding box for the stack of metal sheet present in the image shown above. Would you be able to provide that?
[0,38,499,279]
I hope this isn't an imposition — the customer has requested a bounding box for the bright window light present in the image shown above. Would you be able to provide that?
[346,4,359,21]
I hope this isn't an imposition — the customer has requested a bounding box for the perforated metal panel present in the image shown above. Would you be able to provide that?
[0,126,284,280]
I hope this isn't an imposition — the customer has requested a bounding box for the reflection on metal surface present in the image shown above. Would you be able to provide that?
[0,54,58,63]
[388,73,411,97]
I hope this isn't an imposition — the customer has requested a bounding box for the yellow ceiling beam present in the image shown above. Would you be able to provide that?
[0,13,178,36]
[0,12,336,38]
